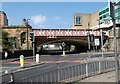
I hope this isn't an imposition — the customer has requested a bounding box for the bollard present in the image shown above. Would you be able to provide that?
[85,60,88,77]
[62,51,65,56]
[4,51,8,60]
[36,54,40,63]
[5,70,8,74]
[20,55,24,67]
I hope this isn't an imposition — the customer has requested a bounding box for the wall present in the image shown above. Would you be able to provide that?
[72,11,99,29]
[2,25,33,50]
[108,27,120,51]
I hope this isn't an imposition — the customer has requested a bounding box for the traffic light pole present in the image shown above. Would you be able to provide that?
[87,33,91,58]
[108,0,119,83]
[30,32,35,62]
[33,34,35,62]
[33,41,35,62]
[113,18,119,84]
[100,29,104,57]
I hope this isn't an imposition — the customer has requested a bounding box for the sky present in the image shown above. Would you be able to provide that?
[2,2,108,29]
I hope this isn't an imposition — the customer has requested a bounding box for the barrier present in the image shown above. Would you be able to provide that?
[0,57,119,83]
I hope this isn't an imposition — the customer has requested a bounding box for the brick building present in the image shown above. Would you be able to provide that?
[0,11,8,26]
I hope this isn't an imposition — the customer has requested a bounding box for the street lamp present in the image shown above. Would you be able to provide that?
[23,18,30,50]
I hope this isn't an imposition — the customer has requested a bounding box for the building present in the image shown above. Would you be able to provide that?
[99,0,120,24]
[72,0,120,51]
[92,0,120,51]
[72,0,120,29]
[2,25,33,50]
[0,11,8,26]
[72,11,99,29]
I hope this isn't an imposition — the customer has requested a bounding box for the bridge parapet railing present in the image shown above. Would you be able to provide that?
[1,57,118,83]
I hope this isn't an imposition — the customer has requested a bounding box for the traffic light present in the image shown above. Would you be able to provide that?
[90,34,95,42]
[102,32,106,40]
[30,32,34,42]
[88,34,94,42]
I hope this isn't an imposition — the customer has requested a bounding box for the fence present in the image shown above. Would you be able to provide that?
[1,57,119,84]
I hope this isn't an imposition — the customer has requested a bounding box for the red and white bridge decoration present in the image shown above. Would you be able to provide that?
[33,29,108,37]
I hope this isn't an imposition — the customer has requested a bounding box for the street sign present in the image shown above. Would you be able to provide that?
[62,42,66,47]
[95,39,100,46]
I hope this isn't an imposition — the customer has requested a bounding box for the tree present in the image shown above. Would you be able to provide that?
[2,31,13,51]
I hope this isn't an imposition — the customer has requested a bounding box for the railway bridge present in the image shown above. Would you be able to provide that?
[33,29,108,53]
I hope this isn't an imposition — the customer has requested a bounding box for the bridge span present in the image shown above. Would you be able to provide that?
[33,29,109,37]
[33,29,108,53]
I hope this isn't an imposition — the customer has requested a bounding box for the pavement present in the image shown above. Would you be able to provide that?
[79,70,120,83]
[1,52,115,73]
[1,56,45,74]
[1,52,119,83]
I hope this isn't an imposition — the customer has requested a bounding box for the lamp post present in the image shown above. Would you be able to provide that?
[23,18,30,50]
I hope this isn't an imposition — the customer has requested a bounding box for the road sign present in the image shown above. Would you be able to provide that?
[95,39,100,46]
[62,42,66,47]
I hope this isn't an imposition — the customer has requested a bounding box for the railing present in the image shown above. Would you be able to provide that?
[1,57,119,83]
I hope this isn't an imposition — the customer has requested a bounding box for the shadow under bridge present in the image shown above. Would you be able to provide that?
[37,39,88,54]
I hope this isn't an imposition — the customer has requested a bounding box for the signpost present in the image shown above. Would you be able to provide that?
[95,39,100,51]
[100,29,104,57]
[62,42,66,56]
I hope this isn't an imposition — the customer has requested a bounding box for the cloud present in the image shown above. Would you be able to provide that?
[54,16,61,20]
[31,15,47,25]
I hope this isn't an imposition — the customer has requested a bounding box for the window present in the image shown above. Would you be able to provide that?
[100,16,102,20]
[106,8,109,12]
[99,8,109,16]
[103,15,106,18]
[74,16,82,25]
[20,32,26,46]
